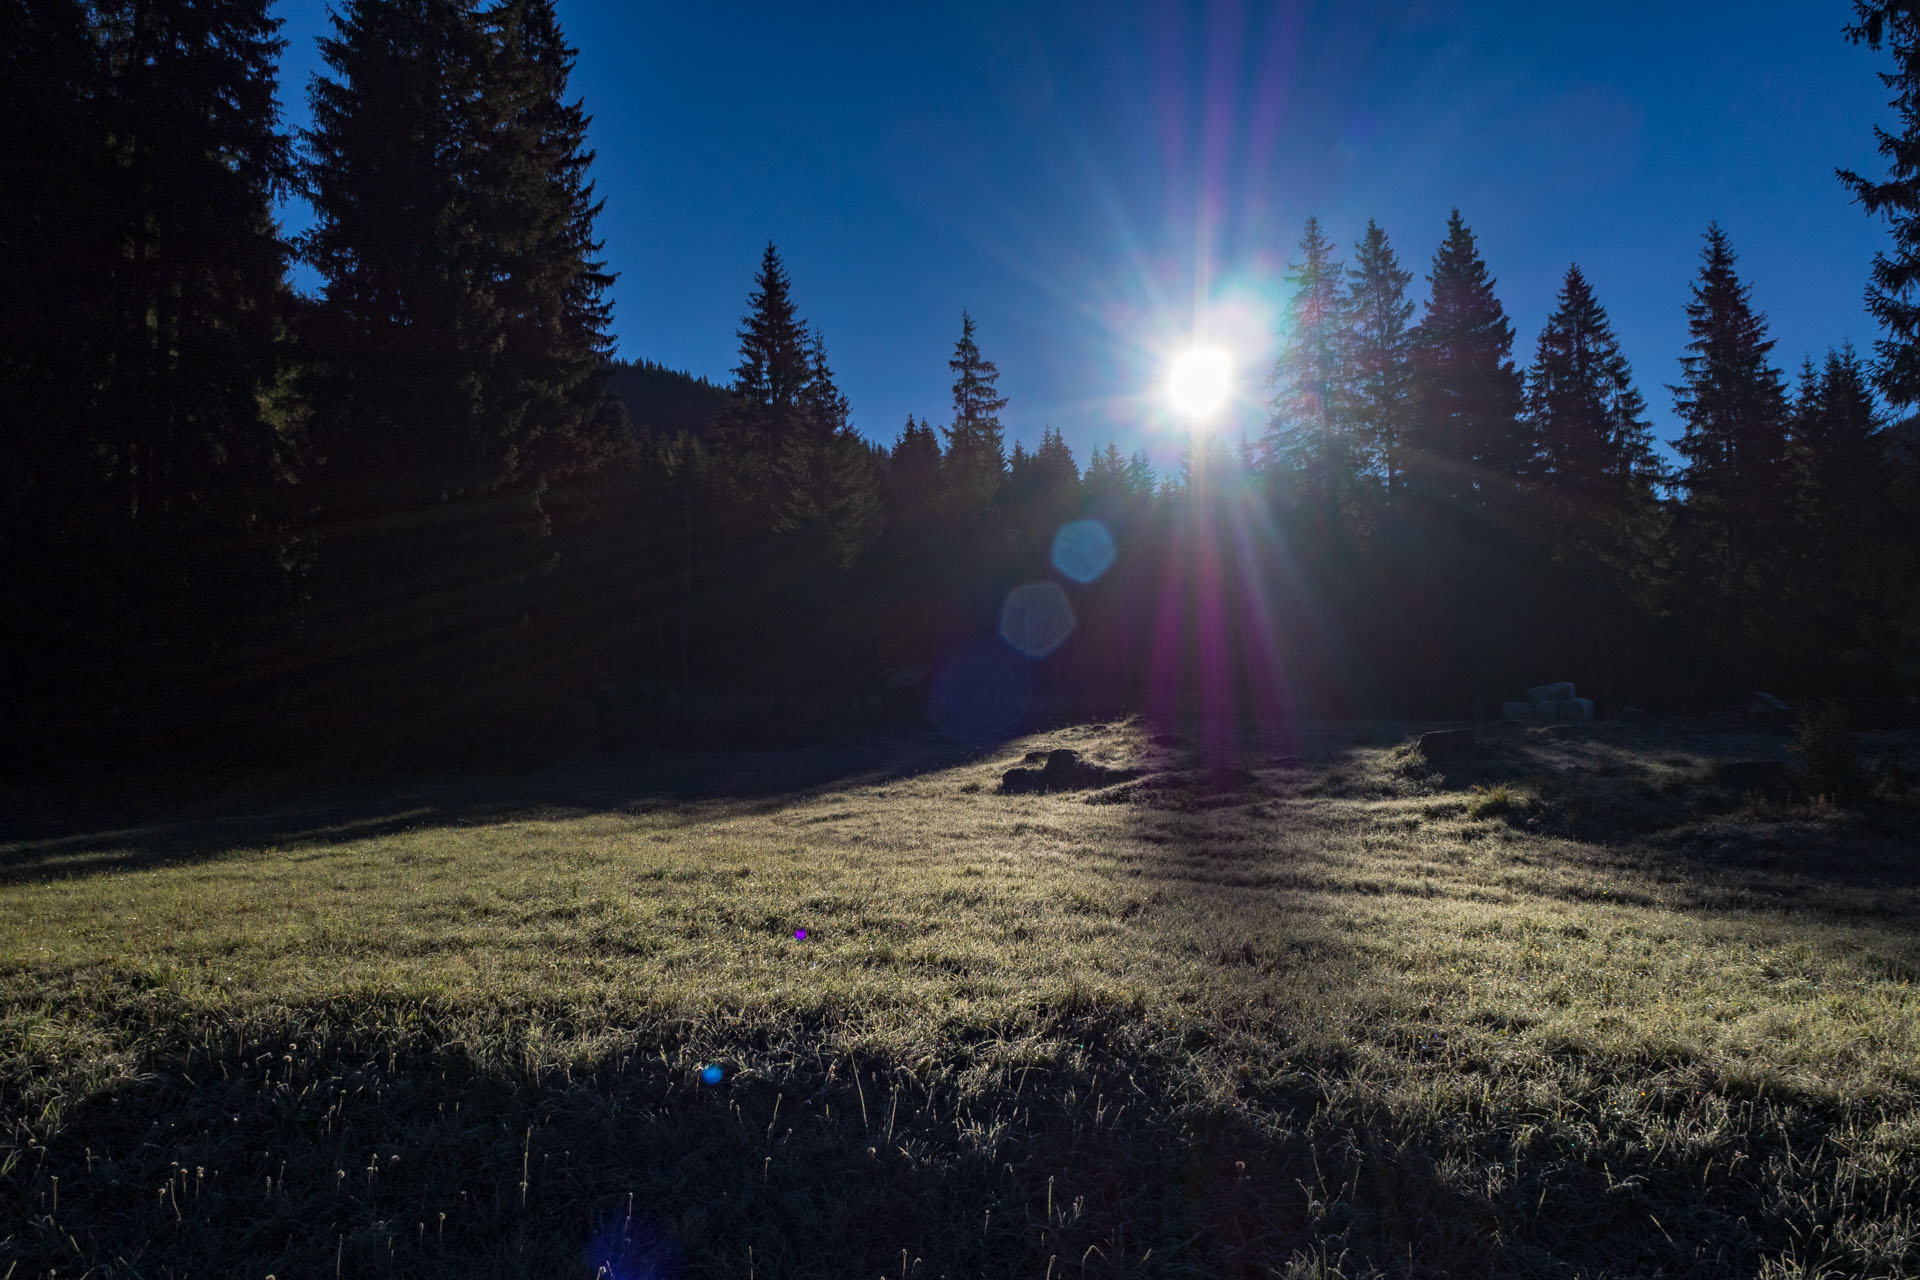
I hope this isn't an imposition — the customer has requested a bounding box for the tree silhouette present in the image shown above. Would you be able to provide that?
[1346,219,1416,503]
[1840,1,1920,407]
[1526,263,1662,566]
[1266,216,1350,521]
[941,310,1009,519]
[1409,210,1528,509]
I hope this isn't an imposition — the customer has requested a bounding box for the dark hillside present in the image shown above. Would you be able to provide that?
[605,358,734,438]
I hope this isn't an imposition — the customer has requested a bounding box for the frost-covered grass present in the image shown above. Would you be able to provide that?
[3,720,1918,1277]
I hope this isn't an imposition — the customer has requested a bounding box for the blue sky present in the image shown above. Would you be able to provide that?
[272,0,1895,467]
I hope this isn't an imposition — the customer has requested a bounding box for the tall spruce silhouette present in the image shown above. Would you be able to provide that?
[2,0,293,762]
[95,0,291,526]
[475,0,622,490]
[299,0,623,746]
[941,310,1009,518]
[721,242,814,452]
[1840,2,1920,406]
[302,0,496,505]
[1668,224,1792,593]
[1345,219,1416,503]
[1526,264,1662,564]
[1409,210,1528,508]
[1266,216,1350,520]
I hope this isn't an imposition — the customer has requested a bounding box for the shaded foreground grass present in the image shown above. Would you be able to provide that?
[3,720,1919,1278]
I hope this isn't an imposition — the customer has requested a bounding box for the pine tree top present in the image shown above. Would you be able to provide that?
[731,242,810,409]
[1668,223,1791,501]
[1420,209,1514,358]
[1348,220,1413,329]
[949,310,1009,429]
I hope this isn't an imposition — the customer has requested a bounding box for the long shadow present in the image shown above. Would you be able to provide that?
[1422,722,1920,920]
[1092,713,1920,944]
[0,1005,1655,1279]
[0,734,1002,887]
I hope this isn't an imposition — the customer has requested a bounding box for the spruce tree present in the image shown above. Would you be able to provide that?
[1,0,114,544]
[1033,427,1078,491]
[475,0,622,489]
[1526,264,1662,562]
[1792,343,1883,569]
[720,242,813,449]
[302,0,495,504]
[1668,224,1792,593]
[1082,442,1128,503]
[799,326,851,443]
[1125,450,1156,498]
[941,310,1009,516]
[771,327,879,567]
[1266,217,1349,515]
[1408,210,1528,507]
[2,0,293,761]
[301,0,631,742]
[90,0,292,525]
[1345,219,1415,501]
[1840,2,1920,406]
[885,414,943,525]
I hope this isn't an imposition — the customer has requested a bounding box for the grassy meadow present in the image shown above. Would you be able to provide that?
[2,719,1919,1278]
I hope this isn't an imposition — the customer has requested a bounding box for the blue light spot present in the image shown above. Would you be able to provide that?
[927,644,1029,743]
[584,1210,681,1280]
[700,1064,723,1086]
[1050,519,1116,584]
[999,581,1076,658]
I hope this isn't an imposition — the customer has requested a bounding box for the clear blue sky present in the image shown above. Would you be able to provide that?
[272,0,1895,468]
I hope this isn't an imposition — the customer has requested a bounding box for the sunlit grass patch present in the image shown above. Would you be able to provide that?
[1465,782,1523,820]
[2,721,1918,1276]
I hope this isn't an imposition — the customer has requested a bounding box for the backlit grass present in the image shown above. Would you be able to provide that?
[3,720,1918,1277]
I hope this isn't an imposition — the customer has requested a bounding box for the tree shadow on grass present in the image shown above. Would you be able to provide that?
[0,1009,1557,1279]
[0,736,1001,888]
[6,1001,1896,1279]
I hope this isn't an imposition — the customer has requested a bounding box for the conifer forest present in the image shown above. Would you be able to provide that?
[5,0,1919,775]
[8,5,1920,1278]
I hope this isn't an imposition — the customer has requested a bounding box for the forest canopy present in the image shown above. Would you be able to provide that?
[3,0,1919,775]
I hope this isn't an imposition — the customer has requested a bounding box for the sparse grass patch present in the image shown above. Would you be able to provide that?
[1465,782,1522,820]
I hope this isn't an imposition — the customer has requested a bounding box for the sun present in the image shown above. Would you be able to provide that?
[1167,346,1231,419]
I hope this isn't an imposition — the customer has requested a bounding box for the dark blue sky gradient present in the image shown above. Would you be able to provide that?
[272,0,1894,466]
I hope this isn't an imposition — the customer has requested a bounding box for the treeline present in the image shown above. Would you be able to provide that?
[3,0,1919,775]
[3,0,626,768]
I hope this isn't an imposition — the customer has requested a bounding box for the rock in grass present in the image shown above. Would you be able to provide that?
[1414,729,1477,763]
[1000,748,1135,794]
[1527,682,1577,706]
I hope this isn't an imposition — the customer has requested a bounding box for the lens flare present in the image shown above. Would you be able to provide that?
[927,644,1028,743]
[999,581,1076,658]
[584,1210,681,1280]
[1051,519,1117,583]
[1167,347,1231,419]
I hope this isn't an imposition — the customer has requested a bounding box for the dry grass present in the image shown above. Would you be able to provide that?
[2,718,1918,1277]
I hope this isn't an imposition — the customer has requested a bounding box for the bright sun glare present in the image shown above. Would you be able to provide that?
[1167,347,1231,419]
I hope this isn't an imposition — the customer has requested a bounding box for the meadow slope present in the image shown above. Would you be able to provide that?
[3,720,1918,1278]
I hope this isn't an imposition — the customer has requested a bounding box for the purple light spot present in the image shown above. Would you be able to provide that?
[794,928,807,941]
